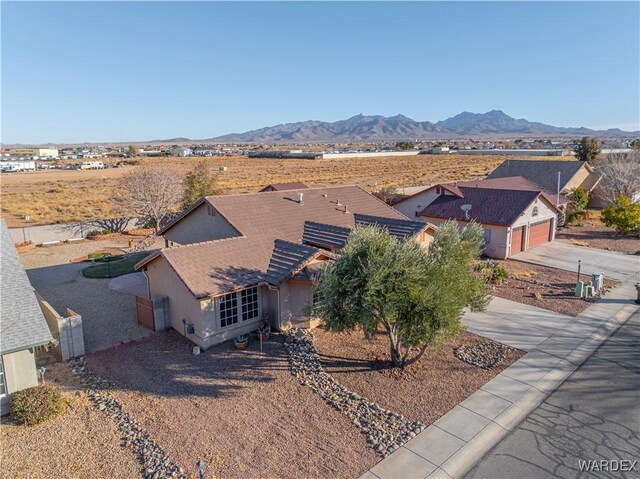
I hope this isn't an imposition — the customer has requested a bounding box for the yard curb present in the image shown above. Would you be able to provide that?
[361,277,639,479]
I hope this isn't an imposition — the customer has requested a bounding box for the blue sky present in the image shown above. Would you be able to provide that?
[2,1,639,144]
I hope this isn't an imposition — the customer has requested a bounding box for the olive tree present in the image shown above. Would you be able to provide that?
[314,222,489,369]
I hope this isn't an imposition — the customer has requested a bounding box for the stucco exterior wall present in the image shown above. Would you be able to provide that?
[512,197,557,229]
[146,257,202,339]
[422,216,510,259]
[164,203,240,245]
[394,189,440,220]
[1,349,38,413]
[278,280,318,329]
[562,166,590,193]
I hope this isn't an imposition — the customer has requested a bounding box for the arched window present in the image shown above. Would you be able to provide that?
[532,206,539,217]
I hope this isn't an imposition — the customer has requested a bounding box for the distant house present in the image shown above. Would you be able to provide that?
[135,186,437,350]
[259,182,309,192]
[392,178,560,259]
[1,221,52,412]
[486,159,602,206]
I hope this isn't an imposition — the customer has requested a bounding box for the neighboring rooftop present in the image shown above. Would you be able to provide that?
[0,220,52,354]
[258,181,309,192]
[420,187,556,226]
[486,159,593,193]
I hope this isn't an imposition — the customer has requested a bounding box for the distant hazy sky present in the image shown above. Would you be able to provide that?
[2,1,639,143]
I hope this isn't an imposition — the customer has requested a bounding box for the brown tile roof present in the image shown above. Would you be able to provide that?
[451,176,569,205]
[258,182,309,192]
[141,185,420,298]
[420,187,559,226]
[486,159,596,193]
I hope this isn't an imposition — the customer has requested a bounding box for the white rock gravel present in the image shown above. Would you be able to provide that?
[69,358,188,479]
[284,329,425,457]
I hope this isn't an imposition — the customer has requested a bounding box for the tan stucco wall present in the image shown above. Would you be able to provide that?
[394,189,440,219]
[563,166,591,193]
[164,203,240,245]
[146,257,202,338]
[1,349,38,413]
[278,280,318,329]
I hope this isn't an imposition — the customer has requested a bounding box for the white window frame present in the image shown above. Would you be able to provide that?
[218,286,261,330]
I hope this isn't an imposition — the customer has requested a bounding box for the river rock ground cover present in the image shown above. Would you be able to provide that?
[87,331,378,479]
[313,328,523,426]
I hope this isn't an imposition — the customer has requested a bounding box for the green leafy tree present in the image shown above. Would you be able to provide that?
[601,195,640,235]
[314,222,489,369]
[574,137,601,164]
[181,161,220,210]
[395,141,415,150]
[570,187,589,211]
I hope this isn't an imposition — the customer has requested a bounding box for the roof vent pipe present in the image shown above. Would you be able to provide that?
[343,204,348,214]
[297,192,304,204]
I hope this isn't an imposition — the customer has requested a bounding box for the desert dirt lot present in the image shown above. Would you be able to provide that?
[87,328,521,479]
[0,154,556,227]
[556,224,640,254]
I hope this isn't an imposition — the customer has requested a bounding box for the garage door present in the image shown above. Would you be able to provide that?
[529,219,552,249]
[511,226,524,255]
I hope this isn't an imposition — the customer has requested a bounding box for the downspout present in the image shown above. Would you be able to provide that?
[141,270,151,300]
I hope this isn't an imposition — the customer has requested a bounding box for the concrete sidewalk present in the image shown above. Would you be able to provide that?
[360,274,639,479]
[466,312,640,479]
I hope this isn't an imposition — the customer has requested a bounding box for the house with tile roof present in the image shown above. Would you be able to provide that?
[258,181,309,192]
[486,159,603,206]
[1,220,52,412]
[392,179,560,259]
[135,186,437,349]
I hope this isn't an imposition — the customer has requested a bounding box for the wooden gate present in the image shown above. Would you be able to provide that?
[136,296,155,331]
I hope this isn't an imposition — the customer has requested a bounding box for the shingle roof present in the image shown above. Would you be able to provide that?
[1,220,52,353]
[354,214,430,239]
[303,221,352,250]
[265,240,329,285]
[143,186,425,298]
[259,182,309,192]
[486,159,592,193]
[452,176,569,205]
[420,187,550,226]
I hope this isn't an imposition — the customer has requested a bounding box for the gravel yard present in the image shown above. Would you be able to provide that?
[85,329,519,478]
[556,224,640,254]
[1,363,140,479]
[314,329,523,427]
[20,239,155,352]
[87,331,379,479]
[490,260,619,317]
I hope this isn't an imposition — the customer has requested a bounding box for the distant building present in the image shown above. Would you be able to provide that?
[8,148,58,158]
[171,147,192,157]
[259,182,309,192]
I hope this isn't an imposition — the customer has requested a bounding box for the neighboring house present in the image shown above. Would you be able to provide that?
[392,179,560,259]
[135,186,436,350]
[258,182,309,192]
[486,159,602,206]
[0,220,52,412]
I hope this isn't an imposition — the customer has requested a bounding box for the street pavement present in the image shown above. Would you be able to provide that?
[466,311,640,479]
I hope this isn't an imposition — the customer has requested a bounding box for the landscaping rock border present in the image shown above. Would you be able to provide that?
[284,329,425,457]
[454,341,515,369]
[69,358,187,479]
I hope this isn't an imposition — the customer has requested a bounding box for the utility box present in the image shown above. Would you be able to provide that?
[575,281,584,298]
[591,273,604,291]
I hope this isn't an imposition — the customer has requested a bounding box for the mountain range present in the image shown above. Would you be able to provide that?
[203,110,637,143]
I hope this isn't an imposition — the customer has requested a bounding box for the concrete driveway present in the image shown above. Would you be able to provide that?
[463,297,574,351]
[512,241,639,282]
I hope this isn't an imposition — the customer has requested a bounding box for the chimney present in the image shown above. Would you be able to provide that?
[297,192,304,204]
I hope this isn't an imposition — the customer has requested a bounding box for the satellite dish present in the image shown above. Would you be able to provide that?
[461,204,472,220]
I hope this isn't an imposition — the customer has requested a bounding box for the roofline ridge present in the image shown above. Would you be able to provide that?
[205,184,360,200]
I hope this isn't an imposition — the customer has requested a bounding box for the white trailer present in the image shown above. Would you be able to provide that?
[0,160,36,172]
[79,161,105,170]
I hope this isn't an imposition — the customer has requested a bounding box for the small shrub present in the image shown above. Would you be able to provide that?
[11,385,66,426]
[86,228,114,238]
[602,195,640,235]
[475,260,508,284]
